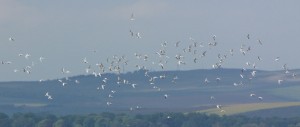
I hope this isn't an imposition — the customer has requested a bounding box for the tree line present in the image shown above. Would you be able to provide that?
[1,112,300,127]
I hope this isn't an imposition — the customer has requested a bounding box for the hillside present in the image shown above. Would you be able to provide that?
[0,68,299,116]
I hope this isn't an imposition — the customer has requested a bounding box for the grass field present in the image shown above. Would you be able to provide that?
[197,102,300,115]
[13,103,48,108]
[268,86,300,101]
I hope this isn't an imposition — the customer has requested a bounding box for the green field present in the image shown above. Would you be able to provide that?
[13,103,48,108]
[197,102,300,115]
[268,85,300,101]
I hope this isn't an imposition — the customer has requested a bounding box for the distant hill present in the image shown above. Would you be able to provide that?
[0,68,300,116]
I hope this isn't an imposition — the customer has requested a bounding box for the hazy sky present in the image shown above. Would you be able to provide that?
[1,0,300,81]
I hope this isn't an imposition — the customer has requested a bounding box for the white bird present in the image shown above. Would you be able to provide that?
[136,106,141,109]
[75,80,80,84]
[131,83,137,88]
[25,54,31,59]
[136,32,141,38]
[106,102,112,106]
[102,78,108,83]
[61,68,70,74]
[159,63,164,69]
[9,37,15,42]
[216,77,221,82]
[160,74,166,79]
[39,57,45,62]
[240,74,244,79]
[101,85,105,90]
[45,92,53,100]
[83,57,88,64]
[204,78,210,84]
[13,69,19,73]
[164,94,168,99]
[246,62,251,66]
[47,95,53,100]
[45,92,50,97]
[213,35,217,41]
[251,71,257,77]
[278,79,283,84]
[285,70,290,74]
[39,79,45,82]
[275,57,280,62]
[250,93,256,97]
[233,83,239,86]
[216,104,222,109]
[292,73,296,78]
[62,82,67,86]
[258,96,263,101]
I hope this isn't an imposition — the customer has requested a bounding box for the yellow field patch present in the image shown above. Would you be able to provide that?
[197,102,300,115]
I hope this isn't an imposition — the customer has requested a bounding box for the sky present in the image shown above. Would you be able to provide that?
[0,0,300,81]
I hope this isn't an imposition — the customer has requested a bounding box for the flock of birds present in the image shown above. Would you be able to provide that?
[2,13,298,113]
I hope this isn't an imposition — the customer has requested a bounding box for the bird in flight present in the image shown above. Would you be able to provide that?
[164,94,168,99]
[9,37,15,42]
[278,79,283,84]
[130,13,135,21]
[39,57,45,62]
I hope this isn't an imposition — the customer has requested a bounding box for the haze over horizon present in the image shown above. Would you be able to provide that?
[1,0,300,81]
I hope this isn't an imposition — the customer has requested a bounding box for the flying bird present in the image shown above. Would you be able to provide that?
[129,30,134,37]
[292,73,296,78]
[213,35,217,41]
[62,82,67,86]
[107,102,112,106]
[9,37,15,42]
[25,54,31,59]
[258,39,263,45]
[250,93,256,97]
[204,78,210,84]
[216,104,222,109]
[278,79,283,84]
[164,94,168,99]
[45,92,50,97]
[175,41,180,47]
[131,83,137,88]
[251,71,257,77]
[47,96,53,100]
[83,57,88,64]
[130,13,135,21]
[39,57,45,62]
[136,32,141,38]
